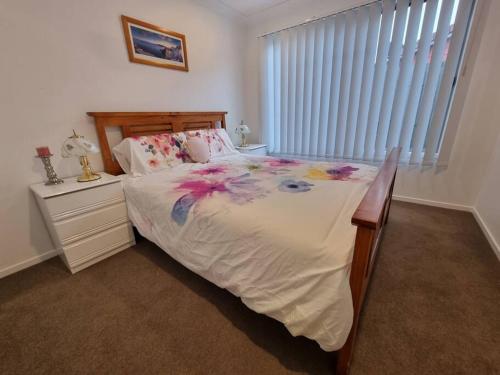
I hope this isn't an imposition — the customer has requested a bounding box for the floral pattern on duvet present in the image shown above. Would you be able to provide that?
[171,173,268,225]
[306,165,360,181]
[171,156,374,226]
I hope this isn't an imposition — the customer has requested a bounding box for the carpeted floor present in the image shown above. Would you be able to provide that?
[1,201,499,375]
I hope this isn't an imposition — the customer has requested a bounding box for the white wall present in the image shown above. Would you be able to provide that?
[244,0,500,207]
[475,131,500,258]
[0,0,246,277]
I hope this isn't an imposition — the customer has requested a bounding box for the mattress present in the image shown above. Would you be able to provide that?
[122,153,378,351]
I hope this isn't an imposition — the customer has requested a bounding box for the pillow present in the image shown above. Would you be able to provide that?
[185,128,238,159]
[113,132,188,176]
[186,137,210,163]
[212,128,239,157]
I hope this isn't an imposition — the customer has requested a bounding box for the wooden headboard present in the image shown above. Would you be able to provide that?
[87,111,227,175]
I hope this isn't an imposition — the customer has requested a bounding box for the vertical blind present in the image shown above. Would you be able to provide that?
[261,0,476,164]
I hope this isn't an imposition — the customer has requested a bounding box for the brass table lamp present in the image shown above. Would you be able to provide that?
[235,121,251,147]
[62,130,101,182]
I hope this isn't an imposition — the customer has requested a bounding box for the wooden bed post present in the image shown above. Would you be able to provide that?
[335,148,400,375]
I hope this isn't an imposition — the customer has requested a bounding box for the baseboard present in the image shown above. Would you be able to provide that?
[471,208,500,261]
[0,249,58,279]
[393,195,473,212]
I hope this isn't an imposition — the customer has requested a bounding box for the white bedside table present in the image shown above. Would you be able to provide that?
[31,173,135,274]
[236,144,267,156]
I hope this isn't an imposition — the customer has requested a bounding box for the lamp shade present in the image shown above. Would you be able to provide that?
[61,131,100,158]
[239,125,250,134]
[235,122,251,135]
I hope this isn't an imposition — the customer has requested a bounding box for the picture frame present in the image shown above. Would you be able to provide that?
[121,15,189,72]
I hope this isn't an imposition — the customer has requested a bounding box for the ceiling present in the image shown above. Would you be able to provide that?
[218,0,291,16]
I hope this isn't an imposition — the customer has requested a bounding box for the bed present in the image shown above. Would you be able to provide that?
[88,111,400,374]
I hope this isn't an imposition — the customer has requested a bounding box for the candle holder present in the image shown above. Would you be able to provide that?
[37,154,64,185]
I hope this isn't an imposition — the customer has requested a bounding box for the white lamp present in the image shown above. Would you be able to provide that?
[61,130,101,182]
[235,121,251,147]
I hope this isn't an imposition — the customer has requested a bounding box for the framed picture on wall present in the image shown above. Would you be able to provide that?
[121,15,188,72]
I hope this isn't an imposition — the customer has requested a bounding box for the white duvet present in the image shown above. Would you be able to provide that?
[122,153,378,351]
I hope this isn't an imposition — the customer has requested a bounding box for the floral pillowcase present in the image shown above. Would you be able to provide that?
[184,128,238,160]
[113,132,190,176]
[113,128,237,176]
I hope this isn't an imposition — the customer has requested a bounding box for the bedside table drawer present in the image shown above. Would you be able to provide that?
[63,222,133,265]
[54,202,129,245]
[46,182,124,220]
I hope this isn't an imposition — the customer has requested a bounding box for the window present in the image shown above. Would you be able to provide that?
[261,0,476,164]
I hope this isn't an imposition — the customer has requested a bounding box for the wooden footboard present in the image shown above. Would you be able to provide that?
[336,147,401,375]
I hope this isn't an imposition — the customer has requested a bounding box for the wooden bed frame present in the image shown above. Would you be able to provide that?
[87,111,400,375]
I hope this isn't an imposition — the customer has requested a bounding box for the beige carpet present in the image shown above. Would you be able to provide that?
[1,201,499,374]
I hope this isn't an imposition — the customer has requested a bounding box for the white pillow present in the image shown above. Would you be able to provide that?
[185,128,238,159]
[213,128,239,157]
[186,137,210,163]
[113,132,188,176]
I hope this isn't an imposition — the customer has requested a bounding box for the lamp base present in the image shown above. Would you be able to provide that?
[77,156,101,182]
[77,173,101,182]
[239,134,248,147]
